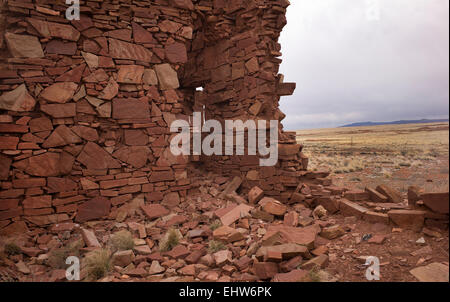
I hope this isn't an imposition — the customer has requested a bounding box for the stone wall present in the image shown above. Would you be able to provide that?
[0,0,310,233]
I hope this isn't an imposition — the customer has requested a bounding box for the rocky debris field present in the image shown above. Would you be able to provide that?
[0,172,448,282]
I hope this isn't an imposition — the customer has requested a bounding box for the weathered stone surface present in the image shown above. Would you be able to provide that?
[40,82,78,103]
[112,98,150,120]
[76,196,111,222]
[0,136,19,150]
[363,211,390,224]
[40,103,76,118]
[117,65,144,84]
[170,0,194,10]
[220,204,253,226]
[301,254,329,270]
[124,130,148,146]
[421,192,449,214]
[261,197,287,216]
[132,22,156,44]
[143,69,158,86]
[22,195,52,209]
[376,184,403,203]
[43,125,82,148]
[14,153,63,177]
[4,33,44,58]
[273,269,307,282]
[256,244,309,261]
[263,224,320,250]
[161,192,180,208]
[112,250,134,267]
[254,262,278,280]
[98,78,119,100]
[77,142,121,170]
[47,177,77,193]
[248,186,264,204]
[113,146,151,168]
[81,228,101,248]
[213,226,244,243]
[344,190,370,201]
[320,225,344,239]
[108,38,153,61]
[71,126,98,142]
[154,64,180,90]
[29,117,53,133]
[28,18,80,41]
[165,42,188,63]
[0,84,36,112]
[339,199,368,218]
[410,263,449,282]
[141,204,169,220]
[366,187,389,203]
[46,40,77,55]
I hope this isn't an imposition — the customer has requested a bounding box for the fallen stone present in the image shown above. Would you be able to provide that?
[141,204,169,220]
[81,228,101,248]
[261,197,287,216]
[421,192,449,214]
[248,186,264,204]
[213,226,244,243]
[301,254,329,270]
[388,210,426,231]
[272,269,307,282]
[366,187,389,203]
[112,250,135,267]
[376,184,403,203]
[320,225,345,240]
[76,196,111,222]
[254,262,278,280]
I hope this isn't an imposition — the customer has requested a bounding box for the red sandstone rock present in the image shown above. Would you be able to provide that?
[388,210,426,231]
[40,82,78,103]
[254,262,279,280]
[76,196,111,222]
[421,192,449,214]
[141,204,169,220]
[108,38,153,62]
[248,186,264,204]
[4,33,44,58]
[0,84,36,112]
[77,142,121,170]
[376,184,403,203]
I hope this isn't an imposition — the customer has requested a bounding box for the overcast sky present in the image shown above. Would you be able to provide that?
[279,0,449,130]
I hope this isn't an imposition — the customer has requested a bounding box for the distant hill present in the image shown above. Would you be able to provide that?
[341,119,449,128]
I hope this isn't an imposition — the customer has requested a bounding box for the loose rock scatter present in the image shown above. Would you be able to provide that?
[0,0,448,282]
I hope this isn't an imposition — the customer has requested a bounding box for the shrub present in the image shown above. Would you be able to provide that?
[208,240,226,253]
[85,249,112,280]
[4,242,21,256]
[48,240,83,269]
[159,228,180,252]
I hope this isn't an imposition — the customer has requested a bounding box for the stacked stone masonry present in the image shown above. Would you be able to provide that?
[0,0,312,232]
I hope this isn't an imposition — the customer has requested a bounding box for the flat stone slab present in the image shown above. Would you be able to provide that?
[410,263,449,282]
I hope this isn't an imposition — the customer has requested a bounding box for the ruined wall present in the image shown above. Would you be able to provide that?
[0,0,311,234]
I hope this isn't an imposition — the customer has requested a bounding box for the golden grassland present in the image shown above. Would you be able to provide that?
[296,122,449,176]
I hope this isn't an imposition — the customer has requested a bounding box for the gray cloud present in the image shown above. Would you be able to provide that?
[279,0,449,129]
